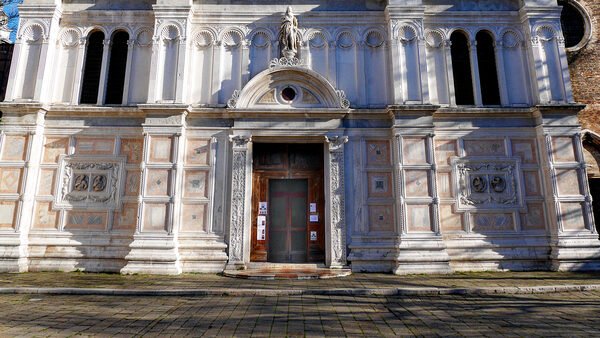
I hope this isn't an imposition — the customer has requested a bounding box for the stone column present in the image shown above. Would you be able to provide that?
[325,136,348,268]
[96,39,111,105]
[226,135,252,270]
[121,39,135,105]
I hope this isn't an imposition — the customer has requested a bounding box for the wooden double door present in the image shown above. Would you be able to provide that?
[251,143,325,263]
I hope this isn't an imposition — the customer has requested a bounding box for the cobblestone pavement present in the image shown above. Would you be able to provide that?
[1,271,600,290]
[1,291,599,337]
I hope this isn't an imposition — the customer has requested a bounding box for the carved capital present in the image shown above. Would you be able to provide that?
[325,136,349,152]
[229,135,252,148]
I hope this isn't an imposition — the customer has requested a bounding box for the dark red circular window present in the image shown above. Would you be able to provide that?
[281,87,297,101]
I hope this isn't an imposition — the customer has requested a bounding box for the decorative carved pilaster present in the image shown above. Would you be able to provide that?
[227,135,252,269]
[325,136,348,268]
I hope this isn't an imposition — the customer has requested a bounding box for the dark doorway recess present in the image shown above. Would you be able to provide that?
[0,44,13,102]
[589,179,600,238]
[251,143,325,263]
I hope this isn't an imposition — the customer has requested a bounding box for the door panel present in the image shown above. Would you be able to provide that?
[268,179,308,263]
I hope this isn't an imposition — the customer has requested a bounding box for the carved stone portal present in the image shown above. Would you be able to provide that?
[55,156,126,211]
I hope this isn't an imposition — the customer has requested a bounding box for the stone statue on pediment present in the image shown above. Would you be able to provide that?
[279,6,302,59]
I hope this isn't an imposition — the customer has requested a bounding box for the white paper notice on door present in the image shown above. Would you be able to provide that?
[310,203,317,213]
[310,214,319,222]
[258,202,268,215]
[257,216,266,240]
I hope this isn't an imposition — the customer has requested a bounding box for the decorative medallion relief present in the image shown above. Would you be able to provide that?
[54,156,126,211]
[453,157,524,211]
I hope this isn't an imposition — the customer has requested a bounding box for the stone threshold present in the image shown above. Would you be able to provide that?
[223,263,352,280]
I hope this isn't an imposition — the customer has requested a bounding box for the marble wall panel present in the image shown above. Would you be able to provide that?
[435,140,457,165]
[367,172,393,198]
[181,204,207,232]
[0,168,22,194]
[75,137,115,155]
[403,138,427,164]
[520,202,546,231]
[1,135,28,161]
[552,137,576,163]
[368,205,394,232]
[439,204,463,232]
[33,202,58,229]
[523,171,541,197]
[471,213,514,232]
[437,171,453,198]
[149,137,172,163]
[65,211,107,230]
[185,138,211,165]
[42,137,69,164]
[120,138,144,164]
[463,139,505,156]
[183,170,208,199]
[124,170,141,197]
[560,203,586,230]
[407,204,432,232]
[112,203,138,231]
[143,203,167,232]
[366,140,391,167]
[512,139,538,164]
[145,170,170,197]
[404,170,430,197]
[37,169,55,196]
[0,201,16,228]
[556,169,581,196]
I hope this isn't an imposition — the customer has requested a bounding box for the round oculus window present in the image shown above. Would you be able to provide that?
[281,87,297,102]
[559,0,591,50]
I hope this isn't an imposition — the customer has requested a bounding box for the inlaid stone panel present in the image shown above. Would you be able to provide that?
[185,138,211,165]
[368,205,394,232]
[75,138,115,155]
[65,211,107,230]
[33,202,58,229]
[1,135,28,161]
[407,204,432,232]
[435,140,457,165]
[512,139,538,164]
[560,203,586,230]
[181,204,207,232]
[471,213,514,232]
[43,137,69,164]
[113,203,138,231]
[464,139,505,156]
[552,137,576,163]
[145,170,170,197]
[183,170,208,199]
[366,140,391,167]
[0,168,22,194]
[523,171,542,197]
[143,203,168,232]
[0,201,17,228]
[120,138,144,164]
[38,169,56,196]
[403,138,427,164]
[367,172,393,198]
[440,204,463,232]
[520,202,546,231]
[149,137,172,163]
[437,171,453,198]
[405,170,430,197]
[556,169,581,196]
[124,170,141,196]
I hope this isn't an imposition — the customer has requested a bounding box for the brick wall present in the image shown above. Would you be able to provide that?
[568,0,600,132]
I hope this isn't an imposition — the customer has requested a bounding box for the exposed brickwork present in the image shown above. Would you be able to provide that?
[568,1,600,132]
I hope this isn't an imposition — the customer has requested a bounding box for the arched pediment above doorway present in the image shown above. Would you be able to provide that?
[227,60,350,110]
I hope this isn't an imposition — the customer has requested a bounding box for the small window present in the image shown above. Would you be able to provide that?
[476,31,501,106]
[559,0,592,51]
[105,31,130,105]
[80,31,105,104]
[450,31,475,106]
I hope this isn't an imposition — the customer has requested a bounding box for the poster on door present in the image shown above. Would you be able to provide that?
[258,202,268,215]
[257,215,266,240]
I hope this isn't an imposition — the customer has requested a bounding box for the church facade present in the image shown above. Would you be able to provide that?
[0,0,598,274]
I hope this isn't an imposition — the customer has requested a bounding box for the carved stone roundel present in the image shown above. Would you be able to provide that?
[222,30,243,47]
[536,25,556,41]
[502,30,520,48]
[161,25,180,41]
[397,25,417,42]
[337,31,354,48]
[136,29,153,47]
[22,24,44,43]
[194,30,213,48]
[60,28,80,47]
[308,31,327,48]
[251,31,270,48]
[365,30,384,48]
[425,30,444,48]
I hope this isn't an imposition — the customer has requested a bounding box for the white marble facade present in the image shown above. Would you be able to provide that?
[0,0,598,274]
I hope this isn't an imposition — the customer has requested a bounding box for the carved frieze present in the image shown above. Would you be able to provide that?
[54,156,126,211]
[453,157,524,211]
